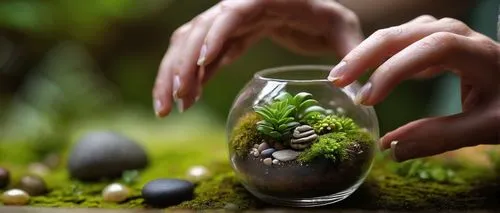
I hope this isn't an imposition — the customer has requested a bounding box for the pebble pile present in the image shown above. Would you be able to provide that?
[249,141,302,166]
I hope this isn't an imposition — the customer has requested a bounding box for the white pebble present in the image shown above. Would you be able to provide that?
[186,165,211,183]
[336,107,346,114]
[263,158,273,166]
[1,189,30,205]
[272,159,279,165]
[102,183,130,202]
[253,150,260,157]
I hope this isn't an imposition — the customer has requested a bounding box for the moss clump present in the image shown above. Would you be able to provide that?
[229,112,263,157]
[308,115,357,135]
[174,172,262,210]
[297,129,374,163]
[297,132,351,163]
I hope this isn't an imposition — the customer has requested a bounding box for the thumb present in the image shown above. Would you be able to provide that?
[379,108,499,162]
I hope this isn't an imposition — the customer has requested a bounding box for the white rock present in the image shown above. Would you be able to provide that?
[1,189,30,205]
[272,149,301,162]
[102,183,130,202]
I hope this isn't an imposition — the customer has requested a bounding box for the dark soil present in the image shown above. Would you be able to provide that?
[231,141,375,199]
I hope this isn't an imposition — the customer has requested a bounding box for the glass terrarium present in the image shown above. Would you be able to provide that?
[226,65,379,207]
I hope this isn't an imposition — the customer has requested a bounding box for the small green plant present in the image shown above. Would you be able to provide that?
[309,115,358,134]
[389,159,466,184]
[254,99,300,140]
[273,92,327,122]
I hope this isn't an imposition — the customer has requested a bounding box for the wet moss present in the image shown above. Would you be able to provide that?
[229,112,263,157]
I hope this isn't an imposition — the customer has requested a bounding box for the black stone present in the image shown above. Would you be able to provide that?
[260,148,276,158]
[0,167,10,189]
[141,179,194,207]
[67,131,149,181]
[17,175,48,196]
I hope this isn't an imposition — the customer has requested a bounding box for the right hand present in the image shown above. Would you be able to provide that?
[153,0,364,117]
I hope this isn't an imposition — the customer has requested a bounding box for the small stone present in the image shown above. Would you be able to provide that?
[263,158,273,166]
[253,144,259,149]
[260,148,276,158]
[272,149,301,162]
[67,131,149,181]
[17,175,48,196]
[186,165,211,183]
[252,150,260,157]
[272,159,279,165]
[28,163,50,176]
[102,183,130,203]
[257,142,269,152]
[1,189,30,205]
[142,179,194,208]
[224,203,239,211]
[0,167,10,189]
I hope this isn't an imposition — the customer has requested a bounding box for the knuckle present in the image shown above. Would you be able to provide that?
[170,24,190,43]
[418,14,437,21]
[372,26,404,40]
[439,17,471,35]
[424,32,458,50]
[192,14,209,26]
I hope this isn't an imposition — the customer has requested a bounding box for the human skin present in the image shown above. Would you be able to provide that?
[152,0,497,162]
[152,0,474,116]
[327,15,500,162]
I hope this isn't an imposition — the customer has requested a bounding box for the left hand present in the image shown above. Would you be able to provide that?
[327,15,500,162]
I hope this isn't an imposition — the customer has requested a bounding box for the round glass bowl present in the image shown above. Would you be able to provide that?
[226,65,379,207]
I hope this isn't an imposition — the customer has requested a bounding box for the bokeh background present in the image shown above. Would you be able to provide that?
[0,0,498,160]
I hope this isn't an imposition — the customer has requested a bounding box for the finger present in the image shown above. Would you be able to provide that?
[327,17,473,87]
[356,33,497,106]
[407,14,438,24]
[153,23,192,117]
[199,0,263,67]
[174,5,222,112]
[201,30,265,85]
[378,109,499,162]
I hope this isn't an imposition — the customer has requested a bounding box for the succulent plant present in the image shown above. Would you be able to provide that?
[254,99,300,141]
[274,92,327,122]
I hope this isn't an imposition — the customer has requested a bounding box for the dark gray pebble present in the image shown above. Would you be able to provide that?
[141,179,194,207]
[17,175,47,196]
[260,148,276,158]
[0,167,10,189]
[67,131,149,181]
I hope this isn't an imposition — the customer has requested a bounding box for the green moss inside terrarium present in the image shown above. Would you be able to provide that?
[229,91,376,165]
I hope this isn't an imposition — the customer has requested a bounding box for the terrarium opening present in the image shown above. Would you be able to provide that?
[254,65,333,83]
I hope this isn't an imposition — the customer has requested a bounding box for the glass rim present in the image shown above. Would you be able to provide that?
[254,64,334,83]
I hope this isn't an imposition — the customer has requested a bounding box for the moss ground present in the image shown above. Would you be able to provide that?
[1,108,500,210]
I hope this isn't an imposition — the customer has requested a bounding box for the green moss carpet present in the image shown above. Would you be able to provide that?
[0,108,499,210]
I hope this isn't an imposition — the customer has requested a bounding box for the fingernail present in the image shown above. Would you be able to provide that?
[328,61,346,82]
[154,99,163,116]
[197,44,207,66]
[195,87,202,102]
[176,98,184,113]
[173,74,181,99]
[390,141,399,162]
[354,82,372,105]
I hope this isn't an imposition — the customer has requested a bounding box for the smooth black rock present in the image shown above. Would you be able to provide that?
[67,131,149,181]
[0,167,10,189]
[141,179,194,207]
[260,148,276,158]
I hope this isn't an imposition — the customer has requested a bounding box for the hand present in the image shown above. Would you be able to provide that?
[327,15,500,162]
[153,0,364,117]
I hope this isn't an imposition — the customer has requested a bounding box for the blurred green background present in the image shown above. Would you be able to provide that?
[0,0,498,151]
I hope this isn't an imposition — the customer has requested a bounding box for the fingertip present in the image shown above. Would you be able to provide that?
[153,98,171,118]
